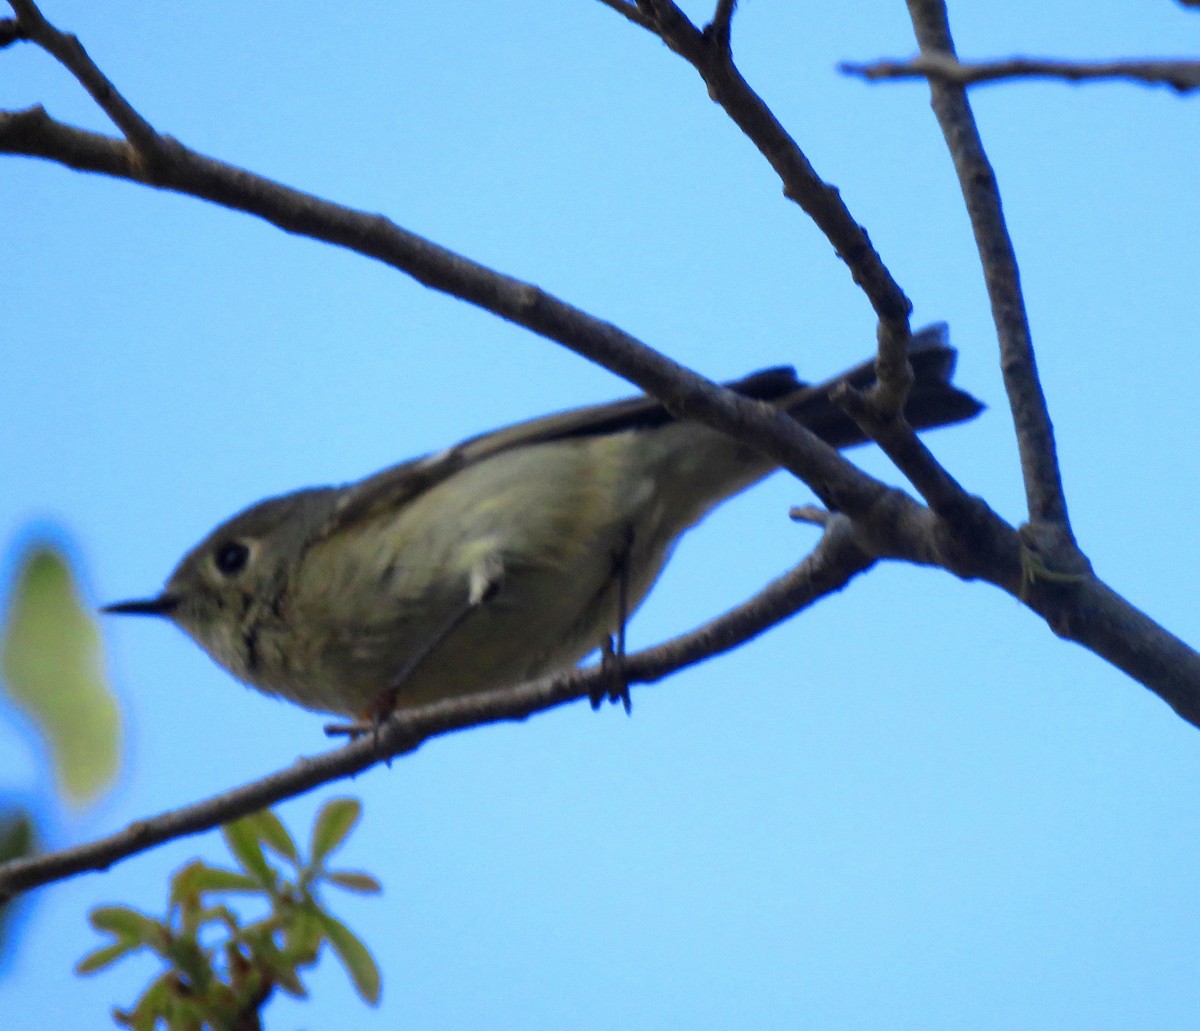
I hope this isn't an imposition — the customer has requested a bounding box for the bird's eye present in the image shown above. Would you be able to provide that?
[214,540,250,576]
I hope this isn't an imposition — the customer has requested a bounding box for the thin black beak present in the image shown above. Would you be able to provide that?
[100,594,180,618]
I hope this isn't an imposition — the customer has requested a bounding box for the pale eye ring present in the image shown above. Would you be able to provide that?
[214,540,250,576]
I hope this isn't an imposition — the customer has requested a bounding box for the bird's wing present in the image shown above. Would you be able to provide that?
[315,366,803,540]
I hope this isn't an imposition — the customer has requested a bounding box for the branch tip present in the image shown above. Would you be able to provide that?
[842,53,1200,93]
[789,505,830,526]
[0,17,26,47]
[594,0,656,31]
[706,0,737,49]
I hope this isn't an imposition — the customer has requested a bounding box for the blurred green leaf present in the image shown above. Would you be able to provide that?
[242,931,308,999]
[271,959,309,1000]
[113,974,163,1031]
[314,910,381,1005]
[89,905,164,946]
[284,904,324,962]
[170,860,262,903]
[309,798,360,864]
[325,870,382,895]
[75,938,140,975]
[162,934,214,991]
[0,543,120,805]
[221,816,276,888]
[116,974,199,1031]
[245,808,298,863]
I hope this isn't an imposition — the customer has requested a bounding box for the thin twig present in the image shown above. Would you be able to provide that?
[830,382,972,522]
[7,0,162,159]
[593,0,656,31]
[903,1,1081,573]
[0,518,874,901]
[789,505,829,526]
[841,54,1200,94]
[610,0,915,410]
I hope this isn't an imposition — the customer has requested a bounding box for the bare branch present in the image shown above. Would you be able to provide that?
[830,382,973,522]
[7,1,919,515]
[0,518,874,901]
[593,0,656,31]
[902,1,1080,574]
[626,0,914,411]
[0,17,26,48]
[7,0,163,159]
[707,0,737,49]
[0,104,891,522]
[842,54,1200,94]
[789,505,829,527]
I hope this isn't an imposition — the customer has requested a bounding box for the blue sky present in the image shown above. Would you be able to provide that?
[4,1,1200,1027]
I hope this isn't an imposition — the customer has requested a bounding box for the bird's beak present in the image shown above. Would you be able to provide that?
[100,594,181,618]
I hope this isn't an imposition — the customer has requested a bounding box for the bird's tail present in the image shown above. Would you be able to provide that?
[723,323,983,448]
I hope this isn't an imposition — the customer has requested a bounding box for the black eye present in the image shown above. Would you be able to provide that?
[214,540,250,576]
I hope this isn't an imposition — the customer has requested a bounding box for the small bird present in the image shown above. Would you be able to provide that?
[103,326,981,728]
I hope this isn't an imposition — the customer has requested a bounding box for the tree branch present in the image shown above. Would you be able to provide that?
[593,0,656,31]
[0,104,894,522]
[7,0,163,159]
[611,2,995,559]
[902,1,1082,574]
[841,54,1200,94]
[616,0,915,414]
[830,382,975,523]
[708,0,737,50]
[0,518,875,901]
[0,17,26,48]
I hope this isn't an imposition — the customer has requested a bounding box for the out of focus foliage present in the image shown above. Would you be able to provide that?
[1,542,121,804]
[77,798,382,1030]
[0,538,121,960]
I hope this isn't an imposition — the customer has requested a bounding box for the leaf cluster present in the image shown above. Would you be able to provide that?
[75,799,381,1030]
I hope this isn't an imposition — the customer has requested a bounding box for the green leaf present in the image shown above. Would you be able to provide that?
[221,816,276,888]
[88,905,164,946]
[0,543,121,805]
[115,975,175,1031]
[162,934,214,991]
[309,798,361,864]
[324,870,382,895]
[245,808,298,863]
[75,937,140,975]
[171,860,262,903]
[315,910,381,1005]
[241,931,309,999]
[271,960,310,1000]
[284,905,324,963]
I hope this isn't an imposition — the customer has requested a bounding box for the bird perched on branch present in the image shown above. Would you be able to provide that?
[103,325,982,731]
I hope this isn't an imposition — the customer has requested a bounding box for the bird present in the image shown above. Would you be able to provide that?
[102,325,981,729]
